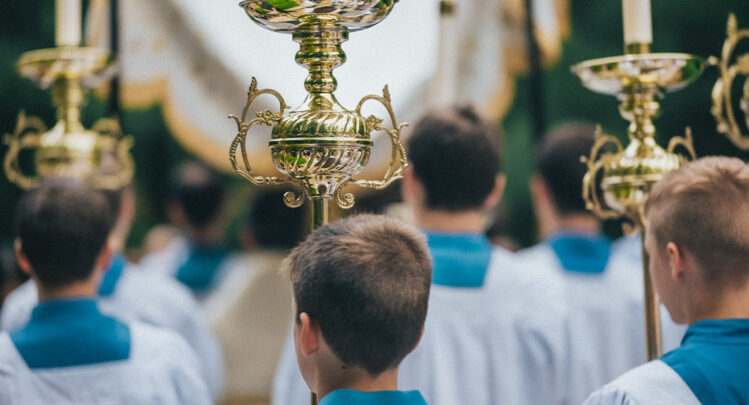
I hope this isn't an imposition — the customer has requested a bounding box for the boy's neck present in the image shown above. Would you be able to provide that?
[36,278,99,302]
[688,280,749,324]
[414,208,485,234]
[316,366,399,400]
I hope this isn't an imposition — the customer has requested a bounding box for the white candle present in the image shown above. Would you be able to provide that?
[622,0,652,45]
[55,0,82,47]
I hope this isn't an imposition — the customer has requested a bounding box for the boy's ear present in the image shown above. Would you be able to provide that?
[299,312,320,357]
[410,325,426,354]
[14,239,32,276]
[666,242,685,282]
[482,174,506,211]
[95,239,114,274]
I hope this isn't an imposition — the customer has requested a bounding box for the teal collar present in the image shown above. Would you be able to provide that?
[176,246,228,293]
[10,298,130,369]
[425,231,492,288]
[319,389,427,405]
[681,319,749,346]
[98,253,127,296]
[662,319,749,405]
[547,231,611,274]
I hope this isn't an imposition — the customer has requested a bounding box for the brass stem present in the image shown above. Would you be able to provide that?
[52,76,86,133]
[440,0,456,16]
[619,90,660,142]
[640,231,663,361]
[311,197,331,230]
[309,197,330,405]
[293,18,349,94]
[625,42,651,55]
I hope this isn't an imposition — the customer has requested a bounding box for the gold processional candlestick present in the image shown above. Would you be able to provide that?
[711,13,749,151]
[228,0,408,230]
[4,46,134,190]
[226,2,408,403]
[572,49,704,361]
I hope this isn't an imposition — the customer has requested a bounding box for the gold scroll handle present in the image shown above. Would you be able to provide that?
[3,112,134,190]
[710,13,749,151]
[580,126,696,232]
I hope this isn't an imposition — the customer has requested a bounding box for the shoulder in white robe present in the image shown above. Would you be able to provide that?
[583,360,700,405]
[0,262,225,400]
[515,240,686,405]
[202,250,293,403]
[0,321,212,405]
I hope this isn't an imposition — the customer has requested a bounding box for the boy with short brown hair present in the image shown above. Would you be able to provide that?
[286,214,432,404]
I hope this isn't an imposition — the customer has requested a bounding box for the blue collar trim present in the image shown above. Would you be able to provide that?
[319,389,427,405]
[176,247,228,292]
[662,319,749,405]
[547,232,611,274]
[425,232,492,288]
[10,298,130,369]
[98,253,127,296]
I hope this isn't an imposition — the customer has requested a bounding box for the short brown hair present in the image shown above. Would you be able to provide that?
[407,105,502,211]
[285,214,432,375]
[17,179,113,289]
[644,157,749,286]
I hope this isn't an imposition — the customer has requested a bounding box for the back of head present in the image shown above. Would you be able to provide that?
[16,179,112,289]
[169,162,226,228]
[645,157,749,287]
[286,214,432,375]
[407,105,502,211]
[247,190,305,249]
[536,122,598,215]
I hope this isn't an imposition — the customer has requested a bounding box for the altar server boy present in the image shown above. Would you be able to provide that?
[517,122,685,404]
[274,106,568,405]
[1,183,225,399]
[287,214,432,404]
[585,156,749,405]
[0,179,211,404]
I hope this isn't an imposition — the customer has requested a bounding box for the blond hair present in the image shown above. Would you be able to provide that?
[645,157,749,286]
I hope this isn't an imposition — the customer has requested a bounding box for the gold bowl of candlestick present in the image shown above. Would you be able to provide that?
[572,52,705,228]
[229,0,407,216]
[4,46,134,190]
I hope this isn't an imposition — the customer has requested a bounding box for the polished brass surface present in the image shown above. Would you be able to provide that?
[239,0,397,33]
[710,13,749,150]
[229,8,407,212]
[571,53,705,97]
[4,47,134,190]
[230,7,407,403]
[440,0,456,16]
[625,42,651,55]
[575,51,703,361]
[641,237,663,361]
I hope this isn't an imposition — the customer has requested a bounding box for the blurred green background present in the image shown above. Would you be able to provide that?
[1,0,748,250]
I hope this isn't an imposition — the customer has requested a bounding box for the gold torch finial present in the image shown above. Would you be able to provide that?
[4,47,134,190]
[229,1,408,230]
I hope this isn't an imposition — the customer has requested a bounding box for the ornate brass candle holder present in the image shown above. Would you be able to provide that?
[4,46,134,190]
[572,52,705,360]
[711,13,749,150]
[228,1,407,230]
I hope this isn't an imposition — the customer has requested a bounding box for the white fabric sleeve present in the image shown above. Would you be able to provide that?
[176,294,226,400]
[583,360,700,405]
[163,331,214,405]
[0,281,38,332]
[271,328,311,405]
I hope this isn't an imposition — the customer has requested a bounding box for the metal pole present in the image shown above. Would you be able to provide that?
[108,0,121,119]
[309,197,330,405]
[640,230,663,361]
[524,0,547,140]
